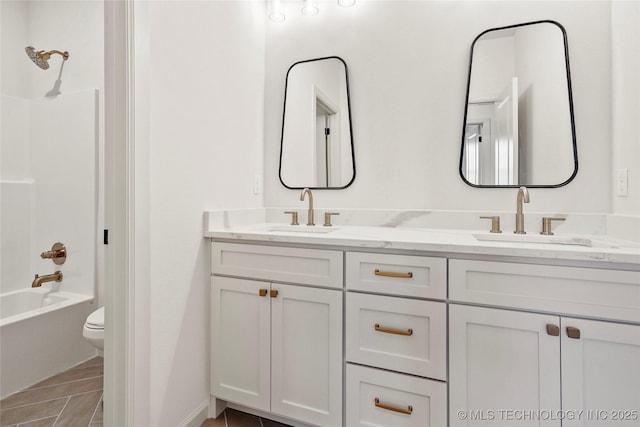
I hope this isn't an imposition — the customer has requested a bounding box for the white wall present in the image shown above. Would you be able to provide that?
[264,1,614,214]
[612,1,640,215]
[142,2,265,425]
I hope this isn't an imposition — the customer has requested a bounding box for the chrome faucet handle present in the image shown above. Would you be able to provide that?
[480,216,502,233]
[323,212,340,227]
[540,217,565,235]
[284,211,299,226]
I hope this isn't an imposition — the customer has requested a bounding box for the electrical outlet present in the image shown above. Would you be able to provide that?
[253,175,262,195]
[616,168,628,197]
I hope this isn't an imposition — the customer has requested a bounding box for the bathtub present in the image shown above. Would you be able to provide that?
[0,288,97,399]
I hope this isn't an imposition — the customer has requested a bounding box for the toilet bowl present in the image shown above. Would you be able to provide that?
[83,306,104,351]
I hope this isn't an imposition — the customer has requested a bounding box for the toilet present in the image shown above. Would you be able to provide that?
[83,306,104,352]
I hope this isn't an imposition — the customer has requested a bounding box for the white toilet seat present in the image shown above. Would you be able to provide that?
[85,306,104,329]
[83,307,105,351]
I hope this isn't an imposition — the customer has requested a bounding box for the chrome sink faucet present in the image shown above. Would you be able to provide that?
[515,186,530,234]
[300,188,315,226]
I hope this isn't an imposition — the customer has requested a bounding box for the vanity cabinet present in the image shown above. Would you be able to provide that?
[449,259,640,427]
[211,243,343,427]
[208,234,640,427]
[345,252,448,426]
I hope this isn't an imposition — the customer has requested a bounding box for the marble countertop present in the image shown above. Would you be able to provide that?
[204,210,640,266]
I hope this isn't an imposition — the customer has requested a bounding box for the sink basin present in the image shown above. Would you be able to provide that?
[266,225,339,234]
[473,233,619,248]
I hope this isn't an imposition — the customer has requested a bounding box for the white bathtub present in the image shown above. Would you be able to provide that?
[0,288,97,399]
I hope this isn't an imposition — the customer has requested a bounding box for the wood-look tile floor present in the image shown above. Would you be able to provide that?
[200,408,291,427]
[0,357,103,427]
[0,356,290,427]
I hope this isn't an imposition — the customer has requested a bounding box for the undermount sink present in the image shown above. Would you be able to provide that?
[266,225,339,234]
[473,233,620,248]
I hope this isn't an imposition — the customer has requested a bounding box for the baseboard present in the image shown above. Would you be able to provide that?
[177,399,209,427]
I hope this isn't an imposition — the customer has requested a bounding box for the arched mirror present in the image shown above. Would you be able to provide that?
[279,56,355,189]
[459,20,577,188]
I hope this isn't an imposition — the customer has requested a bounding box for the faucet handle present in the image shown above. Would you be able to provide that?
[40,242,66,265]
[480,216,502,233]
[283,211,299,226]
[323,212,340,227]
[541,217,565,235]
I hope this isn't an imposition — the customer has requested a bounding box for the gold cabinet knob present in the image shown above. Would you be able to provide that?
[546,324,560,336]
[566,326,581,339]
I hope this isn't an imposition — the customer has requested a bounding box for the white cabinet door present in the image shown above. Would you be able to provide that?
[561,318,640,427]
[211,276,271,412]
[449,304,561,426]
[270,284,343,427]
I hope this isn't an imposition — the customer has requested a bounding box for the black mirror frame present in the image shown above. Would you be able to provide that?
[278,56,356,190]
[459,20,578,188]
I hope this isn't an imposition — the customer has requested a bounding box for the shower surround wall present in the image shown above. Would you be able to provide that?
[0,0,104,300]
[1,91,98,296]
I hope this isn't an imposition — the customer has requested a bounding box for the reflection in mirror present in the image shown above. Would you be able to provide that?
[279,56,355,189]
[460,20,577,188]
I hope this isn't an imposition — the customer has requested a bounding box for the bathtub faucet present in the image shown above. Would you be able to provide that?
[32,271,63,288]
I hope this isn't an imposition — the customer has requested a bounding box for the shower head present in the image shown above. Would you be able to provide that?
[25,46,69,70]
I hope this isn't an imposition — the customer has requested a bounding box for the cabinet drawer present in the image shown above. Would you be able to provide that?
[346,292,446,380]
[212,243,343,288]
[346,364,447,427]
[450,259,640,322]
[346,252,446,299]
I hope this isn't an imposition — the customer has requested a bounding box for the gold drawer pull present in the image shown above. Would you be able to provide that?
[375,323,413,336]
[259,289,268,297]
[566,326,581,339]
[374,398,413,415]
[374,269,413,279]
[270,290,279,298]
[546,324,559,336]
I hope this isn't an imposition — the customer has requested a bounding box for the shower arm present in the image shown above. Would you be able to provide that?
[46,50,70,60]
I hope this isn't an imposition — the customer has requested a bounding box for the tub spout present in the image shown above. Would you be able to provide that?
[32,271,63,287]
